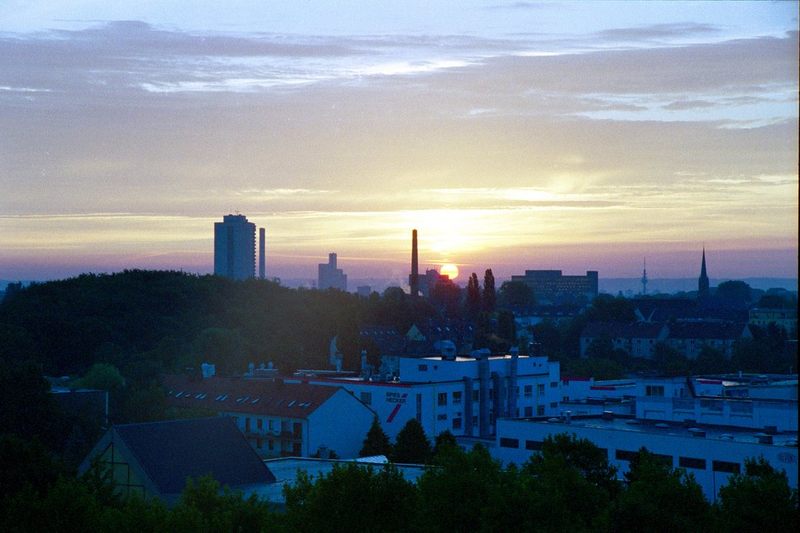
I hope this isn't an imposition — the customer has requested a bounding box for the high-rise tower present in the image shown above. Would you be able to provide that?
[259,228,266,279]
[698,247,710,299]
[409,229,419,297]
[214,214,256,280]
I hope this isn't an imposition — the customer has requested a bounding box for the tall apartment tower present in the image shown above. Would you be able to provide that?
[318,252,347,291]
[259,228,266,279]
[214,214,256,280]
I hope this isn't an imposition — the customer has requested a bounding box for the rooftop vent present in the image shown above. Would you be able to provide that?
[601,410,614,420]
[755,433,774,445]
[688,427,706,438]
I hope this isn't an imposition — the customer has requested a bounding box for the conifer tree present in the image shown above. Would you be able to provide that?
[482,269,496,313]
[359,417,392,458]
[392,418,431,464]
[466,273,481,318]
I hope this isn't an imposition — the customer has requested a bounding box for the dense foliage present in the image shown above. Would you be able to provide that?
[3,433,795,532]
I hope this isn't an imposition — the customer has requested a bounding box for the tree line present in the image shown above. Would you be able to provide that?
[2,432,796,532]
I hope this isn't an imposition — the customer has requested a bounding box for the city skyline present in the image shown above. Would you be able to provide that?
[1,1,797,282]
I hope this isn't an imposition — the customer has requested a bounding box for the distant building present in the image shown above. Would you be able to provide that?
[163,375,374,459]
[78,418,275,503]
[214,214,256,280]
[579,321,669,358]
[318,253,347,291]
[511,270,598,304]
[749,308,798,339]
[357,285,372,297]
[665,320,752,359]
[579,319,751,359]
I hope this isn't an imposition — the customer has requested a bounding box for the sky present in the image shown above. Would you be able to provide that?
[1,1,797,285]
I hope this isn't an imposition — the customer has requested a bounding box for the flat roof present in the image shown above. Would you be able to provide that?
[506,415,798,447]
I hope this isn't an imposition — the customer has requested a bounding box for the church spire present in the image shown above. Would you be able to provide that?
[698,247,710,299]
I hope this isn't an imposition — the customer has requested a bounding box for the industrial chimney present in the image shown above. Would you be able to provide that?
[409,229,419,297]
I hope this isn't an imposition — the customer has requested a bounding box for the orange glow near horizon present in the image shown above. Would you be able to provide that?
[440,263,459,280]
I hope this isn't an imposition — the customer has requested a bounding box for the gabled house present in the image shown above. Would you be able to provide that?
[163,375,375,459]
[78,417,275,504]
[666,320,752,359]
[580,321,669,359]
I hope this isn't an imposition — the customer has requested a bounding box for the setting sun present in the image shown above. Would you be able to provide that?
[440,263,459,280]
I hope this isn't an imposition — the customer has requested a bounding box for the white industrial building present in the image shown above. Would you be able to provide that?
[288,347,562,440]
[464,373,798,501]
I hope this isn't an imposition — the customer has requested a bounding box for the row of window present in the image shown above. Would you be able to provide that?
[497,438,742,474]
[436,384,555,407]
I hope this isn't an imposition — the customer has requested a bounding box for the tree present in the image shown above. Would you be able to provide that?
[693,345,728,374]
[714,280,752,306]
[653,342,692,376]
[466,273,481,318]
[359,417,392,458]
[586,294,636,322]
[72,362,125,392]
[432,430,458,458]
[284,463,417,533]
[611,448,711,532]
[482,269,496,313]
[416,444,503,532]
[392,418,431,464]
[498,281,535,309]
[717,457,799,532]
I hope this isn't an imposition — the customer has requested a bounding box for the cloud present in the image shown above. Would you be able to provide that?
[596,22,720,41]
[661,99,717,110]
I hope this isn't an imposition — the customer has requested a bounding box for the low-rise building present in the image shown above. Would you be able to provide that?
[665,320,751,359]
[78,417,275,503]
[163,375,375,459]
[580,321,668,358]
[464,373,798,501]
[749,307,797,338]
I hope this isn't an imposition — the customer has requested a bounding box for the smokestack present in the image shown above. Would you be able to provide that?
[259,228,266,279]
[409,229,419,297]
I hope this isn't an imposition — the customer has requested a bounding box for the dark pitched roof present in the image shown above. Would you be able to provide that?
[163,375,339,419]
[667,321,748,340]
[113,417,275,495]
[581,321,666,339]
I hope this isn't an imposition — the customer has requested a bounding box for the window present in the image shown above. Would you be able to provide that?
[499,437,519,448]
[268,440,274,451]
[452,417,462,430]
[525,440,543,451]
[550,402,557,408]
[537,384,545,396]
[245,418,251,432]
[472,416,478,427]
[418,364,428,371]
[615,449,638,462]
[524,406,533,417]
[472,390,479,402]
[679,457,706,470]
[257,419,263,430]
[646,385,665,397]
[713,461,740,474]
[453,391,462,404]
[537,406,545,416]
[438,392,448,406]
[550,382,558,388]
[256,438,262,449]
[360,392,372,405]
[437,414,448,421]
[524,385,533,398]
